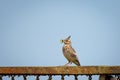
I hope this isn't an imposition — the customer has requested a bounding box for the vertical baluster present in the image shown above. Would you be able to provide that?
[88,75,92,80]
[61,75,64,80]
[48,75,52,80]
[0,75,2,80]
[74,75,78,80]
[23,75,27,80]
[36,75,40,80]
[11,75,15,80]
[117,75,120,80]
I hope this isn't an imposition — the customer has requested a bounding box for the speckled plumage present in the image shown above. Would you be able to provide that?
[62,36,80,66]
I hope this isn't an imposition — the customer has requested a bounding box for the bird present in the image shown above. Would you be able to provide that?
[60,36,80,66]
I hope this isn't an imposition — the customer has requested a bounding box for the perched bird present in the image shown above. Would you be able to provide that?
[60,36,80,66]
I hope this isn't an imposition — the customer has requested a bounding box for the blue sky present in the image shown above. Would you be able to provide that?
[0,0,120,79]
[0,0,120,66]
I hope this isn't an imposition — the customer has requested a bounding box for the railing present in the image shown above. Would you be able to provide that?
[0,66,120,80]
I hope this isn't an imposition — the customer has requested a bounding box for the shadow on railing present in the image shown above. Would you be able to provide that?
[0,66,120,80]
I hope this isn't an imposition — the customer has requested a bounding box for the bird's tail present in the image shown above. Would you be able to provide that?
[74,60,81,66]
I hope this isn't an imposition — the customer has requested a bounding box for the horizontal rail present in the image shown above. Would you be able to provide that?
[0,66,120,75]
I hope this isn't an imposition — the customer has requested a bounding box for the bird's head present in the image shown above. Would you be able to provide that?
[60,36,71,44]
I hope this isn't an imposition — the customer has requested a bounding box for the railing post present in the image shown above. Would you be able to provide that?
[117,75,120,80]
[48,75,52,80]
[23,75,27,80]
[61,75,64,80]
[88,75,92,80]
[0,75,2,80]
[36,75,40,80]
[11,75,15,80]
[74,75,78,80]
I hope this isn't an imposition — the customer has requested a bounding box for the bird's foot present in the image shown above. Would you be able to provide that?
[64,62,72,66]
[64,64,69,66]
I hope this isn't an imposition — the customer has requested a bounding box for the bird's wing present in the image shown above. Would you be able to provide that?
[69,46,77,56]
[69,47,80,66]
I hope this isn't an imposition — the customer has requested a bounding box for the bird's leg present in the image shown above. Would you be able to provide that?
[64,62,72,66]
[64,62,70,66]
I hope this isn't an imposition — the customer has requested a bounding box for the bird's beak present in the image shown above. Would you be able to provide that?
[60,39,63,44]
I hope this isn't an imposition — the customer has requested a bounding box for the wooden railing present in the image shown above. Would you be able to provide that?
[0,66,120,80]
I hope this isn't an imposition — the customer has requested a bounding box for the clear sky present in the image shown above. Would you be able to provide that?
[0,0,120,80]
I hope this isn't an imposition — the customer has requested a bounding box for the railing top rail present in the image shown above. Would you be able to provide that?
[0,66,120,75]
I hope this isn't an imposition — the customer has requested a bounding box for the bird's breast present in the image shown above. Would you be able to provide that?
[62,45,73,61]
[62,45,70,52]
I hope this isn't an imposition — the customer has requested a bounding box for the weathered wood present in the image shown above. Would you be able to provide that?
[0,66,120,75]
